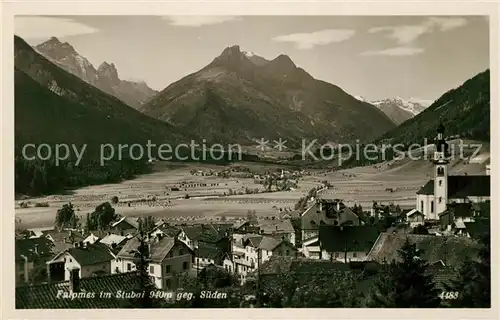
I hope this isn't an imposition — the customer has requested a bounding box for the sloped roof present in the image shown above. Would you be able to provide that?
[195,243,225,264]
[155,225,181,237]
[365,233,480,268]
[406,209,423,218]
[257,237,282,251]
[416,175,490,197]
[111,217,139,229]
[16,237,54,262]
[301,201,360,230]
[116,235,191,263]
[16,272,139,308]
[67,243,114,266]
[42,229,85,253]
[258,220,294,234]
[318,225,379,252]
[99,234,127,246]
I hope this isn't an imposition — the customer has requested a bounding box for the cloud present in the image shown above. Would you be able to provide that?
[15,16,98,40]
[360,47,425,56]
[369,16,469,45]
[162,16,241,27]
[272,29,356,50]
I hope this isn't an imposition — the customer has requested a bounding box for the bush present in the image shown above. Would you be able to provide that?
[184,194,190,199]
[19,202,29,208]
[34,202,49,207]
[111,196,119,204]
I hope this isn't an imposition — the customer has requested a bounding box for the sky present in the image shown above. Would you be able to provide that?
[15,15,489,101]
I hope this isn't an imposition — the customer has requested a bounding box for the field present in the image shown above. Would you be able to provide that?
[15,143,489,230]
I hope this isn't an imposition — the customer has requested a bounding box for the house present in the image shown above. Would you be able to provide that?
[82,230,109,244]
[232,251,253,284]
[114,235,194,290]
[242,234,298,270]
[301,237,321,259]
[193,242,232,272]
[15,237,54,285]
[233,220,259,234]
[406,209,425,228]
[42,229,85,253]
[318,225,379,262]
[150,224,182,240]
[415,124,490,220]
[46,242,115,282]
[301,199,361,242]
[99,233,128,249]
[16,272,140,308]
[365,233,481,268]
[257,219,296,246]
[438,202,487,230]
[110,217,139,236]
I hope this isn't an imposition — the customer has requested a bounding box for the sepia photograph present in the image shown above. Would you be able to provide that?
[2,2,496,316]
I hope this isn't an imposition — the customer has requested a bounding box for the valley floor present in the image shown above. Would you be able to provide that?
[15,153,489,230]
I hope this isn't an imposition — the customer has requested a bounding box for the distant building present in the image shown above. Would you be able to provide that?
[47,242,115,282]
[42,229,85,253]
[318,225,379,262]
[257,219,296,246]
[416,123,490,220]
[406,209,425,228]
[110,217,139,236]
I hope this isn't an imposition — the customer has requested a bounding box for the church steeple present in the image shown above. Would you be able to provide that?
[433,120,448,218]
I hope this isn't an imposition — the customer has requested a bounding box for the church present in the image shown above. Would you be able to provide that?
[416,124,490,220]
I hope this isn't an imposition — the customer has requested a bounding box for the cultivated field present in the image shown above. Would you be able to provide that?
[15,145,489,230]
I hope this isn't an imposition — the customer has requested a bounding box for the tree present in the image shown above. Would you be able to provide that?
[246,210,258,225]
[87,202,117,231]
[121,232,159,308]
[138,216,156,234]
[54,202,77,230]
[365,238,441,307]
[446,233,490,307]
[111,196,119,204]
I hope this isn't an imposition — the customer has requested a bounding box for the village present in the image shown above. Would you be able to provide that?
[14,126,491,308]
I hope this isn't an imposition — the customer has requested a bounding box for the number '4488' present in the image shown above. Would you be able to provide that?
[439,291,459,299]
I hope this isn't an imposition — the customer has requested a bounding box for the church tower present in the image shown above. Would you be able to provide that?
[433,122,449,218]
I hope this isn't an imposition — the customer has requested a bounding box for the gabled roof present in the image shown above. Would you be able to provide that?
[258,220,294,234]
[111,217,139,229]
[16,237,54,262]
[16,272,139,308]
[301,200,360,230]
[116,235,192,263]
[42,229,85,253]
[416,175,490,197]
[154,225,181,238]
[406,209,423,218]
[365,233,480,268]
[195,243,225,264]
[66,243,115,266]
[318,225,379,252]
[99,234,127,246]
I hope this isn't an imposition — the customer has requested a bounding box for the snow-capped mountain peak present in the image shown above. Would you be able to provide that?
[371,97,431,116]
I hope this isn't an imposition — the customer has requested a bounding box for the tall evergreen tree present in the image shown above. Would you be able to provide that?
[446,234,490,307]
[365,238,441,307]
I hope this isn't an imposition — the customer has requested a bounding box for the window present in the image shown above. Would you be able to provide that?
[127,263,131,271]
[179,249,184,255]
[439,180,442,186]
[228,265,232,272]
[353,252,358,258]
[431,201,434,213]
[165,279,172,289]
[420,201,424,211]
[183,261,189,270]
[285,250,290,256]
[150,265,154,274]
[165,265,171,274]
[439,197,442,203]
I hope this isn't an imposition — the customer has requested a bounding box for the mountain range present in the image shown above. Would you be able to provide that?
[355,96,431,125]
[377,69,490,145]
[14,35,187,155]
[139,45,396,146]
[34,37,158,109]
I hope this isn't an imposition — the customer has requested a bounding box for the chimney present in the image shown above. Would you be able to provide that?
[34,244,39,254]
[69,268,80,293]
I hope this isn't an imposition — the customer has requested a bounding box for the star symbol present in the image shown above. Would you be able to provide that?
[273,138,288,151]
[255,138,269,151]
